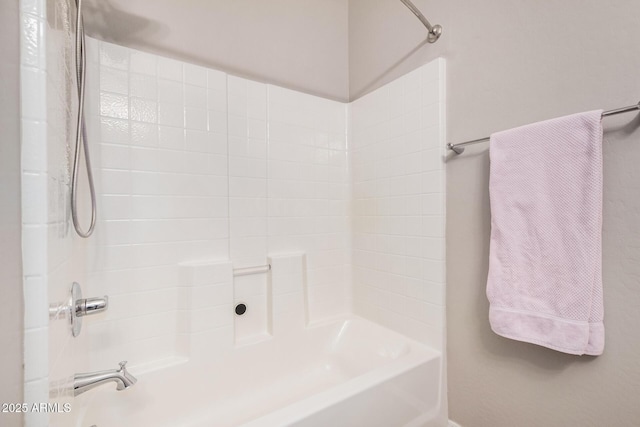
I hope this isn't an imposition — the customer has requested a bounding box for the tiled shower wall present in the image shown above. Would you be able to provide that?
[21,3,351,419]
[350,60,446,348]
[20,1,444,424]
[20,0,83,426]
[82,39,351,365]
[84,40,233,368]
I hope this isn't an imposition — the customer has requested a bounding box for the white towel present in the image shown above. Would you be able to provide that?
[486,110,604,355]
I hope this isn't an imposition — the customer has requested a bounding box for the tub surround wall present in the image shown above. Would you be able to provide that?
[20,29,354,426]
[228,76,270,343]
[351,60,446,350]
[266,85,350,321]
[86,39,232,368]
[349,59,448,426]
[19,7,353,421]
[20,0,84,425]
[178,260,234,360]
[227,77,350,342]
[21,5,446,424]
[268,253,308,335]
[84,41,350,364]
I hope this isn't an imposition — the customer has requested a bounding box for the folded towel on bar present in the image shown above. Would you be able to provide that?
[486,110,605,355]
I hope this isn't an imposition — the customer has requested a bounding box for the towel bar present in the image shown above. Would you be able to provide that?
[447,100,640,154]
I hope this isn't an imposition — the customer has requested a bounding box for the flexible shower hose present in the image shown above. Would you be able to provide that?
[71,0,97,237]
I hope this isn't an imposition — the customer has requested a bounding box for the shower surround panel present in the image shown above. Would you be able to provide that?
[84,39,350,366]
[85,42,233,369]
[20,2,445,424]
[20,1,83,426]
[351,60,446,349]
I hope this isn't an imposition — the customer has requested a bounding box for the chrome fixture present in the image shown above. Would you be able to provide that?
[67,282,108,337]
[447,100,640,155]
[75,294,109,317]
[48,283,108,337]
[71,0,97,237]
[233,264,271,277]
[73,361,137,397]
[399,0,442,43]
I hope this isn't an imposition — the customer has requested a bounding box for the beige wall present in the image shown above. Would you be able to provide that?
[83,0,349,101]
[0,0,24,425]
[350,0,640,426]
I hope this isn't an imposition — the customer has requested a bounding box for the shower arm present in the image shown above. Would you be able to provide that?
[399,0,442,43]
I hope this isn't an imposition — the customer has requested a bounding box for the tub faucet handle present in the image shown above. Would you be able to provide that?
[75,295,109,318]
[66,282,109,337]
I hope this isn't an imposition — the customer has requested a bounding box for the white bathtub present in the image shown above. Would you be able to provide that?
[75,316,443,427]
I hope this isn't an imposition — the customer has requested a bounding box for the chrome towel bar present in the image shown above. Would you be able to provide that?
[447,101,640,155]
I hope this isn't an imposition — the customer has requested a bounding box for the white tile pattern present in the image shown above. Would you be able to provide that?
[20,5,445,423]
[20,1,79,425]
[85,37,231,371]
[350,60,446,349]
[268,253,307,334]
[267,85,351,321]
[228,76,270,343]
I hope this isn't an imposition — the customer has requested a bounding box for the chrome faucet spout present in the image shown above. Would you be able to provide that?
[74,361,137,397]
